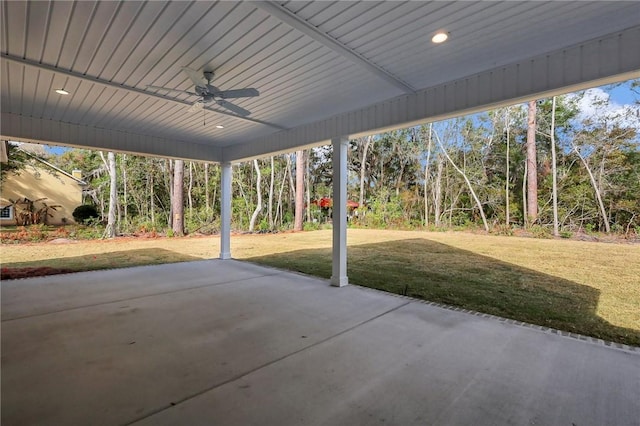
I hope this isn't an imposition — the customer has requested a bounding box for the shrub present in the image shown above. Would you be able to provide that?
[492,224,514,236]
[529,224,552,239]
[53,227,70,238]
[72,205,99,223]
[258,218,270,232]
[559,230,573,239]
[19,224,46,242]
[303,221,320,231]
[67,223,104,240]
[0,225,67,243]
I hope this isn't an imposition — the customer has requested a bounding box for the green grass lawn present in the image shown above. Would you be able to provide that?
[2,229,639,346]
[247,237,640,346]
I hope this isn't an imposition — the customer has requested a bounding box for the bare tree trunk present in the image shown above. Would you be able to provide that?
[550,97,559,236]
[573,146,611,233]
[288,153,295,211]
[522,159,528,226]
[269,156,275,229]
[150,169,155,225]
[294,150,304,231]
[188,161,193,222]
[504,110,510,226]
[275,157,287,227]
[395,162,405,197]
[249,159,262,231]
[204,163,210,212]
[211,180,217,216]
[103,152,117,238]
[100,191,104,220]
[236,171,250,225]
[526,100,538,225]
[122,154,128,226]
[433,130,489,232]
[597,153,609,228]
[305,151,312,223]
[172,159,184,236]
[209,164,217,214]
[359,136,372,213]
[434,155,444,227]
[423,124,432,227]
[167,159,174,229]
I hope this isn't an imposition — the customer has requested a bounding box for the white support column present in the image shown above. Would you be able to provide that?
[331,136,349,287]
[219,162,232,260]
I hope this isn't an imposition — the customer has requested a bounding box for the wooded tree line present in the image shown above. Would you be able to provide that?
[35,85,640,237]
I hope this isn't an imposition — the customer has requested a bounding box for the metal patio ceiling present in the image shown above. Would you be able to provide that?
[1,1,639,162]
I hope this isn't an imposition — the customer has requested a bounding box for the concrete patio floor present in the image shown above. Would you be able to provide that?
[2,260,639,426]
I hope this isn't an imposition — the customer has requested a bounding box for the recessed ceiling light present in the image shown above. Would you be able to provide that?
[216,125,224,129]
[431,32,448,44]
[55,89,70,95]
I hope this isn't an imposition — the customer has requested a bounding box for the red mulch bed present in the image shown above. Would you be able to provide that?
[1,267,75,280]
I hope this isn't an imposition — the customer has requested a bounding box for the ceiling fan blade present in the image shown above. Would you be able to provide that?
[146,85,198,96]
[215,88,260,99]
[188,100,204,113]
[181,67,205,88]
[216,100,251,116]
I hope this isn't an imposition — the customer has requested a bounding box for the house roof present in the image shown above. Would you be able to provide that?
[17,145,87,186]
[1,1,639,163]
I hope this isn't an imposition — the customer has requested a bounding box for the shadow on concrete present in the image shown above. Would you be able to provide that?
[246,238,639,347]
[1,248,202,279]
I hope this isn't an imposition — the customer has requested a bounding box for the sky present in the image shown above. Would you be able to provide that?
[575,90,640,130]
[30,79,640,156]
[605,80,639,105]
[569,80,640,132]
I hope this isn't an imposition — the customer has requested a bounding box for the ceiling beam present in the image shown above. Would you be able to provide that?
[253,1,416,95]
[0,54,287,131]
[1,112,222,162]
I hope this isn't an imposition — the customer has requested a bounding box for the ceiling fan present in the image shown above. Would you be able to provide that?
[147,67,259,116]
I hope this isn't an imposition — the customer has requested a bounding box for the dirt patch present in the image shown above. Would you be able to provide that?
[1,266,75,280]
[49,238,77,244]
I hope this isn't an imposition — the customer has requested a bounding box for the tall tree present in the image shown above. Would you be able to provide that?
[423,124,433,227]
[305,151,312,223]
[122,154,128,225]
[504,108,511,226]
[433,153,444,227]
[526,100,538,225]
[268,156,275,229]
[433,128,489,232]
[550,97,559,236]
[294,150,304,231]
[172,159,184,236]
[149,160,156,224]
[249,159,262,231]
[187,162,194,221]
[204,163,210,213]
[1,142,29,182]
[275,155,289,227]
[572,142,611,233]
[359,135,373,209]
[103,151,117,238]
